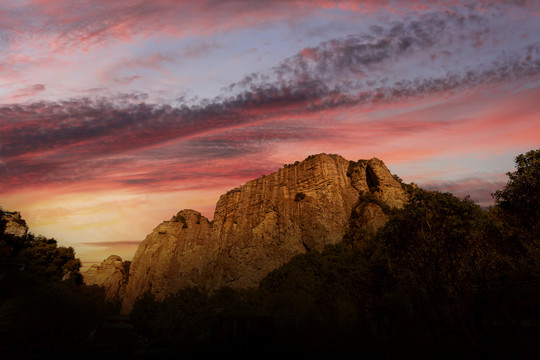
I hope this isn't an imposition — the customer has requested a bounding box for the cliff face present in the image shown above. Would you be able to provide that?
[121,154,408,313]
[83,255,129,301]
[205,154,361,290]
[123,209,212,306]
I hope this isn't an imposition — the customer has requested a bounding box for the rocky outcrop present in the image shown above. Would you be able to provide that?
[121,154,409,313]
[0,209,28,238]
[122,209,212,307]
[347,158,408,209]
[204,154,361,290]
[83,255,129,301]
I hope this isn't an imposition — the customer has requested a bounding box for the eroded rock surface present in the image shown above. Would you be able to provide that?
[205,154,360,290]
[83,255,129,301]
[121,154,409,313]
[122,210,212,312]
[1,210,28,238]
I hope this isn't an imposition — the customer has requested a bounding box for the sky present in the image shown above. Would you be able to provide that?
[1,0,539,268]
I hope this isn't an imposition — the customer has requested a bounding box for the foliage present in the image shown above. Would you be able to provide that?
[0,218,117,358]
[493,149,540,227]
[131,287,212,346]
[0,272,112,358]
[375,190,516,292]
[130,184,538,357]
[115,149,540,356]
[370,189,532,356]
[392,173,417,194]
[17,234,82,283]
[493,149,540,267]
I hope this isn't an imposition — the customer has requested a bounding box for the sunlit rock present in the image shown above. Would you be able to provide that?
[121,154,409,313]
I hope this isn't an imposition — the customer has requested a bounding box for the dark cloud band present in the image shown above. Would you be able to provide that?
[1,7,539,192]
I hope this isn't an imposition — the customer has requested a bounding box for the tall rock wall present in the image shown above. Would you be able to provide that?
[121,154,408,313]
[204,154,360,290]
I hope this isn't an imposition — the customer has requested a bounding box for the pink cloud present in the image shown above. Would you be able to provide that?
[3,0,535,56]
[2,52,539,194]
[8,84,46,100]
[1,2,538,195]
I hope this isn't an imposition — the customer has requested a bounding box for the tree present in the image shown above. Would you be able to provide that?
[493,149,540,247]
[17,235,82,284]
[370,189,526,356]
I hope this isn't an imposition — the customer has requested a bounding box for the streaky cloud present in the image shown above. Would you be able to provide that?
[81,241,141,247]
[1,7,539,192]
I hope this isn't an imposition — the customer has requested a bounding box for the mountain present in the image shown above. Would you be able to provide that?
[116,153,410,313]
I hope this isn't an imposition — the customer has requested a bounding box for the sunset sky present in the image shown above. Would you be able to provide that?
[1,0,539,267]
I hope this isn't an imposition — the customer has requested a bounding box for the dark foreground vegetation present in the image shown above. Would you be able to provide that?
[0,224,120,358]
[1,149,539,359]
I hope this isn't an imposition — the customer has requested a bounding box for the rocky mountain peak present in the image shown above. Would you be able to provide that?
[121,209,213,312]
[120,154,409,313]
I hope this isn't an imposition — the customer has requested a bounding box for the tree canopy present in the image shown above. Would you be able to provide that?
[0,216,115,358]
[493,149,540,251]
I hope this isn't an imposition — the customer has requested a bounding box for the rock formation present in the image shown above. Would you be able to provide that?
[83,255,129,301]
[0,209,28,239]
[124,209,213,303]
[121,154,409,313]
